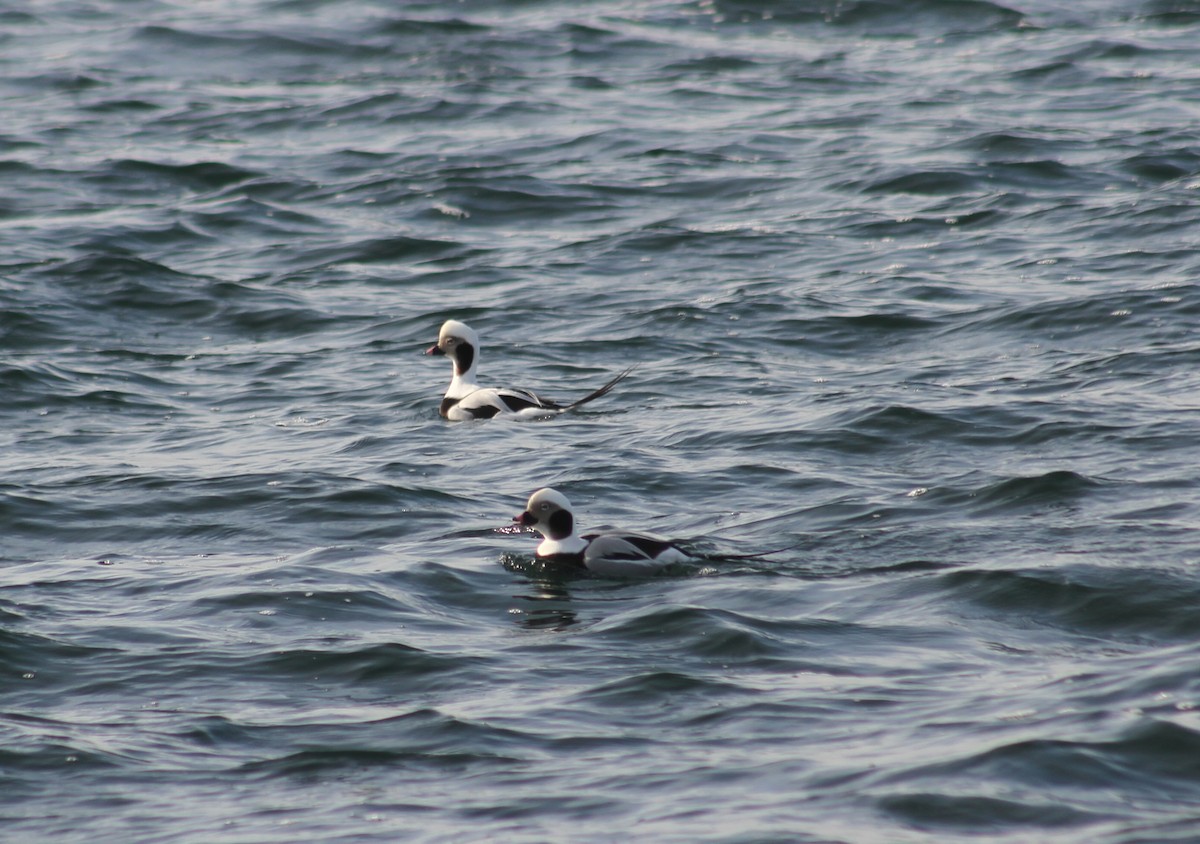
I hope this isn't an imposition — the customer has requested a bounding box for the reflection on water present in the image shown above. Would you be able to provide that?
[508,578,578,629]
[500,553,582,630]
[510,580,579,631]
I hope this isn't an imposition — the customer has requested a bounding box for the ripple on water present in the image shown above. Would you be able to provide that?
[3,0,1200,841]
[935,563,1200,641]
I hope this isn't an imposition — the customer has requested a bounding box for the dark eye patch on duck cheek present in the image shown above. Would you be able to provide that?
[454,342,475,376]
[547,509,574,540]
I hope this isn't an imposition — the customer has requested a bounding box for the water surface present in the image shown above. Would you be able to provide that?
[3,1,1200,841]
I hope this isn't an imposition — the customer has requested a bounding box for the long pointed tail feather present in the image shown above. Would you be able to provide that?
[562,365,637,412]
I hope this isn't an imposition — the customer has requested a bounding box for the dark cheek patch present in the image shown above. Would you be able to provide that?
[547,509,574,541]
[454,342,475,376]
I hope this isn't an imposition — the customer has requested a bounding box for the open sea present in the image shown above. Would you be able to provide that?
[4,1,1200,841]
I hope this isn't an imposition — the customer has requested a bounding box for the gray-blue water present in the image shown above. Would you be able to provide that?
[3,1,1200,840]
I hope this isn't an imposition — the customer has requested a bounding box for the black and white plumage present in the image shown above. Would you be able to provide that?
[424,319,632,421]
[513,487,690,576]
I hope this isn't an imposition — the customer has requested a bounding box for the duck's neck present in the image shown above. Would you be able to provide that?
[445,367,478,400]
[445,348,479,399]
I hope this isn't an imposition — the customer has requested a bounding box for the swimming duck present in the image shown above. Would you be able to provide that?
[514,487,690,576]
[425,320,632,421]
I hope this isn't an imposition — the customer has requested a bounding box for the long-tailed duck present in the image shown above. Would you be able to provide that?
[513,487,690,576]
[425,319,632,421]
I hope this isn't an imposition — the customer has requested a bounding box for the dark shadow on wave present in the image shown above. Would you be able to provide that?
[936,564,1200,641]
[236,747,520,780]
[708,0,1026,34]
[883,719,1200,795]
